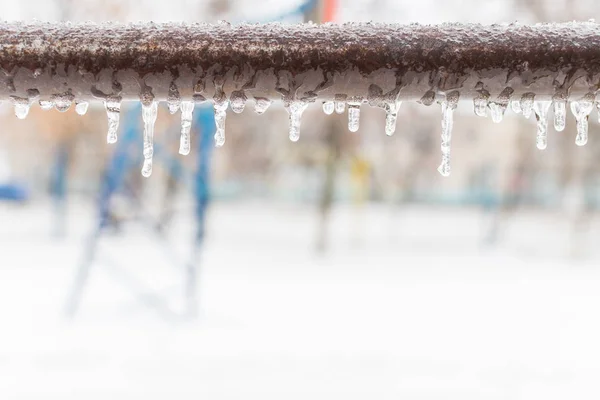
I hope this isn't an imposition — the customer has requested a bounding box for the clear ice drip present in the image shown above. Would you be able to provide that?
[39,100,54,111]
[533,101,551,150]
[347,103,361,132]
[521,93,535,118]
[230,91,247,114]
[12,98,30,119]
[553,100,566,132]
[179,101,195,155]
[254,97,272,115]
[473,94,488,117]
[322,101,335,115]
[511,101,522,114]
[141,101,158,177]
[334,101,345,114]
[383,101,402,136]
[570,95,594,146]
[285,100,309,142]
[213,98,228,147]
[75,101,89,116]
[104,97,121,144]
[437,92,459,177]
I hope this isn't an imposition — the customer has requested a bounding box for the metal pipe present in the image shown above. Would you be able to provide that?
[2,21,600,106]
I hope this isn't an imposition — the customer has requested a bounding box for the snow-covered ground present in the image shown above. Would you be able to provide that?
[1,200,600,399]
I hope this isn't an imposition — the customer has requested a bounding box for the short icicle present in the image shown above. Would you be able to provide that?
[12,97,31,119]
[285,100,309,142]
[521,93,535,119]
[179,101,195,155]
[511,100,522,114]
[553,99,566,132]
[488,87,513,123]
[384,101,401,136]
[254,97,272,115]
[533,101,551,150]
[322,101,334,115]
[75,101,89,116]
[104,96,121,144]
[437,91,460,177]
[570,94,594,146]
[347,102,361,132]
[230,90,247,114]
[141,101,158,177]
[213,97,229,147]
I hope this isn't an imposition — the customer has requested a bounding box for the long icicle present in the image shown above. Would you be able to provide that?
[141,101,158,177]
[437,91,460,177]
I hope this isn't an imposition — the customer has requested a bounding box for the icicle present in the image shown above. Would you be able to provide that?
[570,94,594,146]
[521,93,535,118]
[553,100,566,132]
[141,101,158,177]
[334,100,345,114]
[437,91,459,177]
[213,98,228,147]
[347,102,361,132]
[322,101,334,115]
[473,95,488,117]
[179,101,194,155]
[254,97,272,115]
[383,101,402,136]
[285,100,309,142]
[75,101,89,116]
[167,82,181,114]
[511,100,522,114]
[230,90,247,114]
[103,96,121,144]
[12,97,30,119]
[39,100,54,111]
[488,87,513,123]
[533,101,551,150]
[52,92,74,112]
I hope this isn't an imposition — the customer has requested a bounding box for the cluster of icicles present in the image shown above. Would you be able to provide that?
[9,89,600,177]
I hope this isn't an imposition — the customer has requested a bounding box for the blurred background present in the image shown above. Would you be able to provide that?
[2,0,600,398]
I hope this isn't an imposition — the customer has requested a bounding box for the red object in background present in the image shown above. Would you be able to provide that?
[323,0,337,22]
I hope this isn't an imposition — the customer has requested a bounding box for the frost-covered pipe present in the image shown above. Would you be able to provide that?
[4,21,600,177]
[3,21,600,104]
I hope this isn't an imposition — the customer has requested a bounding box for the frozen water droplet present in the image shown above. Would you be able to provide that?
[511,100,522,114]
[213,98,228,147]
[570,94,594,146]
[285,100,309,142]
[322,101,334,115]
[521,93,535,118]
[39,99,54,111]
[254,97,271,115]
[230,90,247,114]
[52,92,74,112]
[473,95,488,117]
[347,103,361,132]
[141,101,158,177]
[179,101,194,155]
[12,97,30,119]
[437,91,459,177]
[167,82,181,114]
[533,101,551,150]
[553,100,566,132]
[383,101,401,136]
[75,101,88,116]
[334,100,345,114]
[104,96,121,144]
